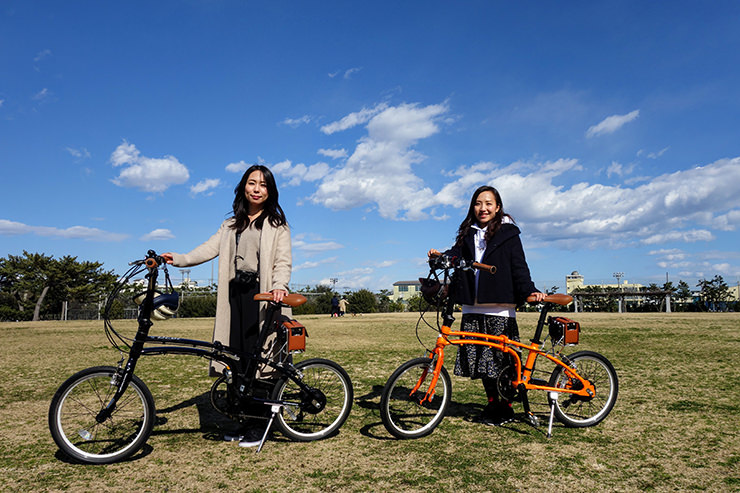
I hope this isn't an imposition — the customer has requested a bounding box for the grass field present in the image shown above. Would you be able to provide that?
[1,310,739,492]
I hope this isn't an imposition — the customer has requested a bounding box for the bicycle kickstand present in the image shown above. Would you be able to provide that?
[547,391,559,438]
[256,403,283,453]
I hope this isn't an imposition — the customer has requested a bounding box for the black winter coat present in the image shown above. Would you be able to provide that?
[445,223,538,307]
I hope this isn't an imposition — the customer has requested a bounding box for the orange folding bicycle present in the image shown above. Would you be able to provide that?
[380,253,618,439]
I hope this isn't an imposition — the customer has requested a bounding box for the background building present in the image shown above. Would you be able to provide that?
[391,280,422,302]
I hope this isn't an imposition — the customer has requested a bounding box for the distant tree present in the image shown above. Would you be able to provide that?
[313,285,336,314]
[0,251,116,321]
[347,289,378,314]
[642,283,663,311]
[291,285,334,315]
[388,299,406,312]
[377,289,393,312]
[545,286,560,295]
[178,293,217,318]
[406,293,434,313]
[676,280,692,301]
[573,285,618,312]
[697,275,731,311]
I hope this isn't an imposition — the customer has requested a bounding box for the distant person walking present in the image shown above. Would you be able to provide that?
[338,297,349,317]
[331,295,340,317]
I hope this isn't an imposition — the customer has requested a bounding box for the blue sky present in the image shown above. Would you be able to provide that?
[2,1,740,294]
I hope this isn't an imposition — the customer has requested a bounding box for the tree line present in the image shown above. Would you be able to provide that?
[1,251,737,321]
[571,276,738,312]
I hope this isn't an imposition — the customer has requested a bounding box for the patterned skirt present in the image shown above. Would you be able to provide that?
[453,313,520,380]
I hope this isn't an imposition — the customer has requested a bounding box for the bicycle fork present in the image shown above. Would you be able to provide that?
[412,340,449,404]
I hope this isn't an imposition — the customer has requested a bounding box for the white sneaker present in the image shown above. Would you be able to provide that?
[223,434,243,442]
[238,439,261,448]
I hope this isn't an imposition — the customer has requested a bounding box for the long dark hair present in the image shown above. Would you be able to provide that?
[230,164,287,232]
[454,185,513,246]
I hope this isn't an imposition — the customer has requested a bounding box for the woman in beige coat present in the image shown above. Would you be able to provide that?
[162,165,292,379]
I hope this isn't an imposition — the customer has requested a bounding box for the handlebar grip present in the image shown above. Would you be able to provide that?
[528,293,573,305]
[472,262,496,274]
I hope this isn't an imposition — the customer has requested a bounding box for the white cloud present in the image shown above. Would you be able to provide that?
[281,115,312,128]
[293,238,344,253]
[318,148,348,160]
[34,49,52,62]
[33,88,50,101]
[711,210,740,231]
[586,110,640,138]
[307,100,740,254]
[312,102,449,220]
[140,228,175,241]
[66,147,91,160]
[0,219,127,241]
[320,103,389,135]
[272,160,330,186]
[344,67,362,79]
[293,256,338,272]
[641,229,715,245]
[190,178,221,196]
[606,161,635,178]
[469,157,740,247]
[225,160,249,173]
[110,141,190,193]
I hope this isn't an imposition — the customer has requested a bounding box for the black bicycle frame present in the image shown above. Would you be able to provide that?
[96,256,311,423]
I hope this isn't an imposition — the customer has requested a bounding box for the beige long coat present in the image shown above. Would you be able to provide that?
[171,218,292,375]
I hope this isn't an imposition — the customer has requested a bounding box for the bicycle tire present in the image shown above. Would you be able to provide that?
[48,366,155,464]
[271,358,353,441]
[548,351,618,427]
[380,357,451,439]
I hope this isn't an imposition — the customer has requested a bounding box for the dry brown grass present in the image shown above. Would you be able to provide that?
[1,311,739,492]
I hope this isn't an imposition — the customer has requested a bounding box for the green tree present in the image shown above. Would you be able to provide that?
[291,285,334,315]
[642,283,663,311]
[697,275,731,311]
[406,293,434,313]
[0,251,116,321]
[347,289,378,314]
[178,293,217,318]
[676,280,692,302]
[377,289,393,312]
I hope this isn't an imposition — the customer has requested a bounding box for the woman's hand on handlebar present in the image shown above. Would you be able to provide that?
[161,253,174,264]
[271,289,287,304]
[428,248,441,258]
[529,291,546,303]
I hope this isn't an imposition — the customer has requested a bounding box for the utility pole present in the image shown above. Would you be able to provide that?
[613,272,624,313]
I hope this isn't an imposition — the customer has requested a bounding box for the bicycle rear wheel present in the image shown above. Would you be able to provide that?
[48,366,155,464]
[548,351,618,427]
[271,358,353,441]
[380,357,451,439]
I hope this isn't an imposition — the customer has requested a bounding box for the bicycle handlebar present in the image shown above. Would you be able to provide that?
[428,251,496,274]
[527,293,572,305]
[253,292,308,308]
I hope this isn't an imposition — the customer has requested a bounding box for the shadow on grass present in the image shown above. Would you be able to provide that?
[153,391,248,441]
[354,384,552,440]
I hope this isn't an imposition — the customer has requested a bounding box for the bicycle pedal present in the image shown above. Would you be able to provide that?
[527,413,540,427]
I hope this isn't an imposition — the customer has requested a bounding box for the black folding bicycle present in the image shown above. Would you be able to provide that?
[48,250,353,464]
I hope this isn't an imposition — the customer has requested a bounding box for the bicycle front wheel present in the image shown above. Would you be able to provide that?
[48,366,155,464]
[272,358,353,441]
[548,351,618,427]
[380,357,451,439]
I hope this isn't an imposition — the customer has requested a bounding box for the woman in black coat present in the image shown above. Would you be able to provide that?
[429,185,544,425]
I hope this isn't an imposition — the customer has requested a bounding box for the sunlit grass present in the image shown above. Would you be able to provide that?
[2,311,739,491]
